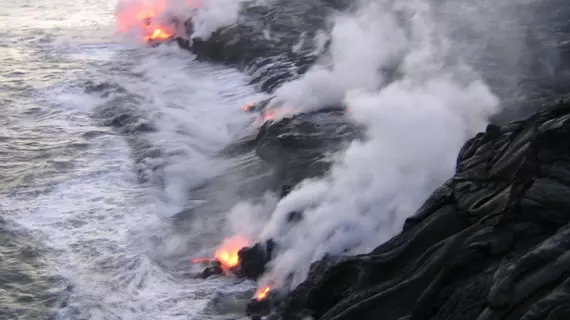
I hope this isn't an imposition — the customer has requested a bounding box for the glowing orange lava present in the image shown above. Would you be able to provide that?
[191,257,216,264]
[144,27,173,41]
[214,235,250,270]
[115,0,200,41]
[255,286,271,301]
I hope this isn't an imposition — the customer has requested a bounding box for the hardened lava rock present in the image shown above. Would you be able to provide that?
[183,0,352,92]
[235,239,276,280]
[255,108,362,188]
[269,102,570,320]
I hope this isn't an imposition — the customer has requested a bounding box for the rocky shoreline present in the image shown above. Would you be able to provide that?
[238,101,570,319]
[151,2,570,318]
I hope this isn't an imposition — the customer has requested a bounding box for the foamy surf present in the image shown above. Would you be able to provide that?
[2,4,265,318]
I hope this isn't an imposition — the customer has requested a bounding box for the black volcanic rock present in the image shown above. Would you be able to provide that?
[236,240,276,280]
[255,109,362,188]
[258,103,570,320]
[218,105,361,197]
[184,0,351,92]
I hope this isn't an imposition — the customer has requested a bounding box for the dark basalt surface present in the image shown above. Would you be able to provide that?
[215,104,361,198]
[180,0,570,113]
[255,108,362,189]
[242,102,570,320]
[185,0,352,92]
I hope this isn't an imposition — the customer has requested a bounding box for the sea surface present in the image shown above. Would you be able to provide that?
[0,1,262,319]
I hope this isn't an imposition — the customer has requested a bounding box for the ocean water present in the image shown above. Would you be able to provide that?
[0,1,263,319]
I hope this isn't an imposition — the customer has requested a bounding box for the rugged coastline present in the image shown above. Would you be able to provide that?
[242,101,570,319]
[172,2,570,319]
[112,1,570,319]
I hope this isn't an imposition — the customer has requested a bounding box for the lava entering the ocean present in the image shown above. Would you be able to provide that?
[214,235,251,271]
[144,27,173,41]
[115,0,197,42]
[191,235,251,273]
[255,286,271,301]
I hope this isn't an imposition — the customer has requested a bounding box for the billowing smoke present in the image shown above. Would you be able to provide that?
[230,0,505,290]
[189,0,248,40]
[114,0,560,295]
[114,0,248,41]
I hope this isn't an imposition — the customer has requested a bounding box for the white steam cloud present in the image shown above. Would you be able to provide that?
[229,0,502,290]
[190,0,247,40]
[114,0,536,295]
[115,0,247,41]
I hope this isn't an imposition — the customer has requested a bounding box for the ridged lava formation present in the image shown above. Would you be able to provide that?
[184,0,351,93]
[246,102,570,320]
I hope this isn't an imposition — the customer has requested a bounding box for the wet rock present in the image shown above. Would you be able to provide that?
[182,0,349,92]
[246,297,272,319]
[255,108,362,188]
[260,102,570,320]
[218,103,361,201]
[200,261,224,279]
[236,239,276,280]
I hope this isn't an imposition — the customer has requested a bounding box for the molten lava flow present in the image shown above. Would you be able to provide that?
[144,27,172,41]
[255,286,271,301]
[191,257,216,264]
[214,235,250,271]
[115,0,200,41]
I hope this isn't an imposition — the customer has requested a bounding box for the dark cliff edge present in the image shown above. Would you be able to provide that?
[185,0,352,93]
[244,102,570,320]
[176,2,570,318]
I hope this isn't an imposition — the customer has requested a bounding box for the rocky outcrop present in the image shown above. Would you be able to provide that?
[255,107,361,189]
[217,105,361,198]
[244,102,570,319]
[184,0,350,92]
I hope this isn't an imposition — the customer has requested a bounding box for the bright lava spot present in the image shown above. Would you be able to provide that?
[214,235,250,270]
[255,286,271,301]
[115,0,198,41]
[191,257,215,264]
[145,27,172,41]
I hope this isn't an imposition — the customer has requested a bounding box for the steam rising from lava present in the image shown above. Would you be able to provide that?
[114,0,248,42]
[228,0,543,293]
[214,235,250,271]
[115,0,551,303]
